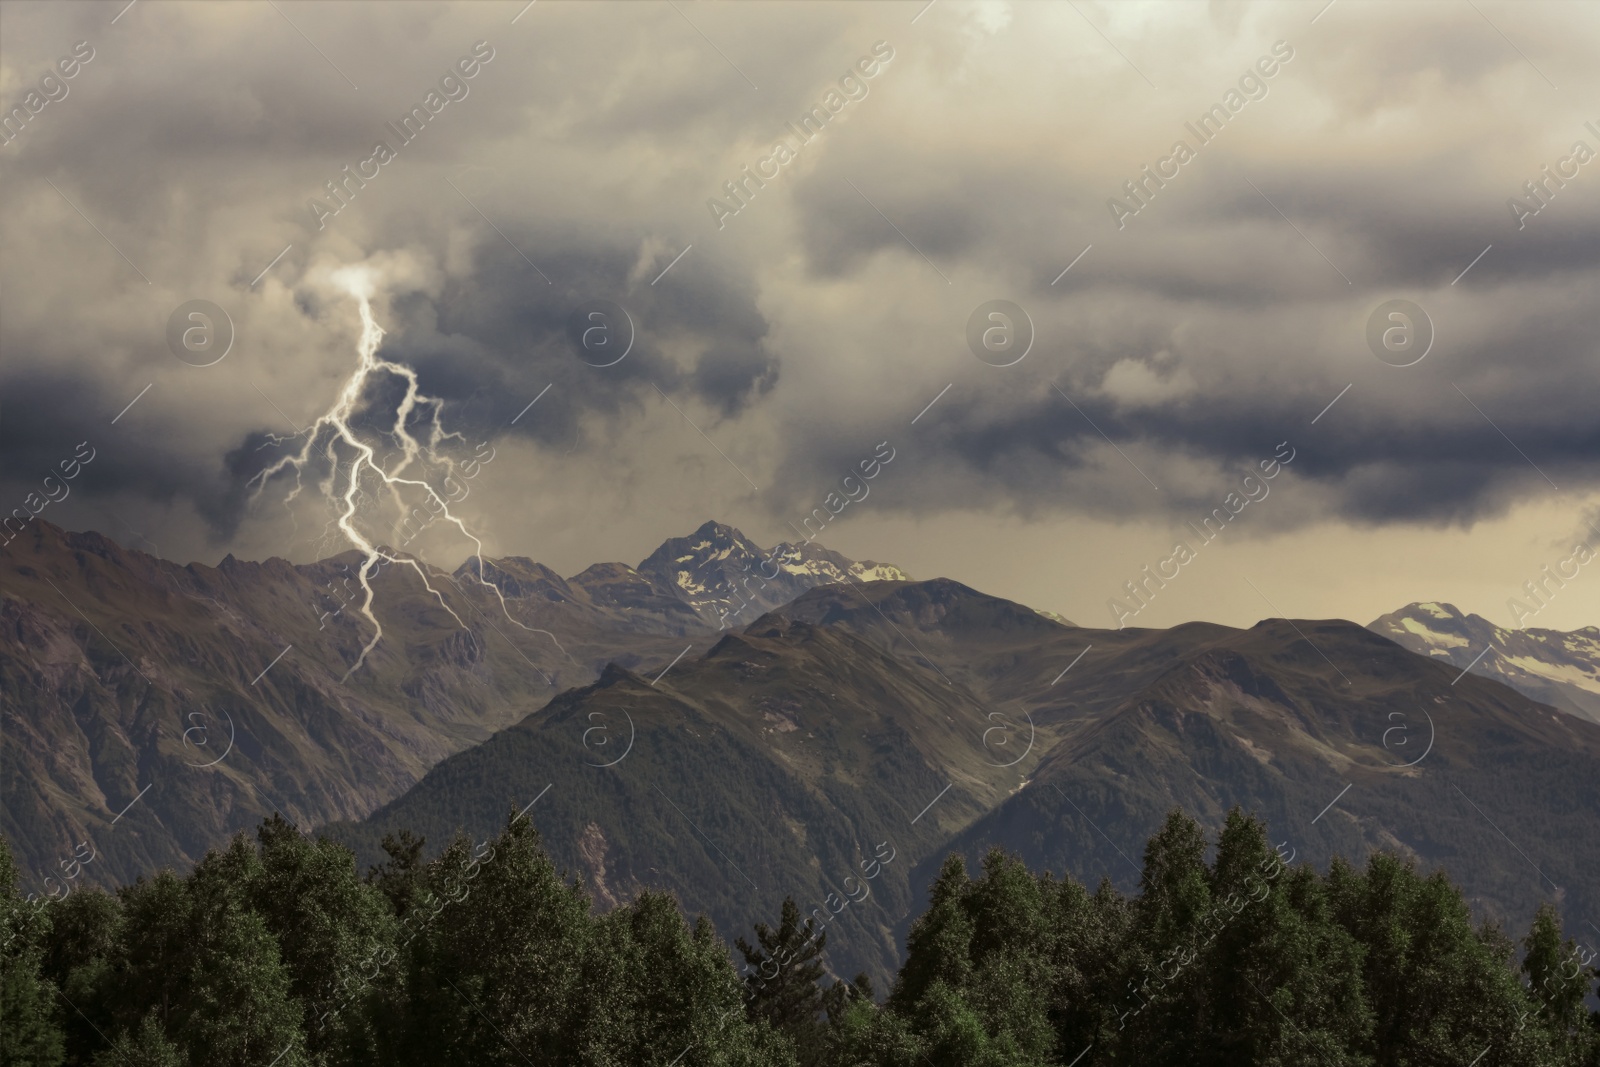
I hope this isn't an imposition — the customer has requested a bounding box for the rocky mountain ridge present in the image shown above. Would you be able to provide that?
[0,519,909,891]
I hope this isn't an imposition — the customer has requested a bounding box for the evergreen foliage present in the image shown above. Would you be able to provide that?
[4,808,1595,1066]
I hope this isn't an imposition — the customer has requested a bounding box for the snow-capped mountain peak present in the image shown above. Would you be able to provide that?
[634,521,911,627]
[1368,602,1600,724]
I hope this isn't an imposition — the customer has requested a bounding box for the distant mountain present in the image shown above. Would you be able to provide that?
[455,520,910,634]
[631,520,911,628]
[330,579,1600,989]
[1369,602,1600,725]
[778,582,1600,922]
[0,519,907,893]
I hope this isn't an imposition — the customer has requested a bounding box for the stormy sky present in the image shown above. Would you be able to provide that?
[2,0,1598,632]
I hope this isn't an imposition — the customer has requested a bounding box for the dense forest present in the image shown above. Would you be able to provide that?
[2,807,1596,1066]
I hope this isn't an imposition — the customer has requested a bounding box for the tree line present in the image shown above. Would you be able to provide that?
[2,807,1595,1066]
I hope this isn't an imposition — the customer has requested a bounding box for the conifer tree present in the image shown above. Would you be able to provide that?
[249,815,396,1065]
[0,837,64,1066]
[168,835,306,1066]
[822,972,873,1026]
[34,885,120,1065]
[1042,874,1128,1059]
[1522,903,1599,1064]
[736,894,828,1058]
[379,818,591,1064]
[889,854,972,1015]
[1112,809,1214,1061]
[365,829,426,918]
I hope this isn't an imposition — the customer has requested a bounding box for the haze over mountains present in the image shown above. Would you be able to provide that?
[4,519,1598,990]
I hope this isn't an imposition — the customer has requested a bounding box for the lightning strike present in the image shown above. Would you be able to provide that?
[250,265,565,680]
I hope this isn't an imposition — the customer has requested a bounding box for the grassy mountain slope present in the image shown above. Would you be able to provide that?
[324,613,1052,987]
[916,615,1600,945]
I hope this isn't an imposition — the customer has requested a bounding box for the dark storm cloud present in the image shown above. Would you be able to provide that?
[791,167,989,279]
[0,0,792,553]
[761,26,1600,531]
[958,386,1600,527]
[380,229,779,441]
[792,118,1600,307]
[691,344,779,417]
[826,285,1600,530]
[31,218,785,543]
[2,0,1598,564]
[0,369,255,540]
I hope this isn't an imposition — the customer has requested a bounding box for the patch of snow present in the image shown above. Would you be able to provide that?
[1495,654,1600,692]
[851,563,911,582]
[1399,618,1471,649]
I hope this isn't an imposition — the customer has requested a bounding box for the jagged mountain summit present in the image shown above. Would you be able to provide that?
[1368,602,1600,724]
[633,520,911,627]
[459,520,911,632]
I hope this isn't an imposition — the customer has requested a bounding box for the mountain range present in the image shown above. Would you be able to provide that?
[0,519,902,894]
[332,581,1600,987]
[4,520,1598,990]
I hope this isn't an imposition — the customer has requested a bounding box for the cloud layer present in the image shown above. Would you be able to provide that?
[2,0,1598,625]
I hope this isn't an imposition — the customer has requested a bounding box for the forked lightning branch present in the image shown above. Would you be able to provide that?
[249,266,559,678]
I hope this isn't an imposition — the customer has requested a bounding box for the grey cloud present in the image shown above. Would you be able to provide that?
[3,0,1599,570]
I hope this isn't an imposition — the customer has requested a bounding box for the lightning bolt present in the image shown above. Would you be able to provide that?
[250,265,566,681]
